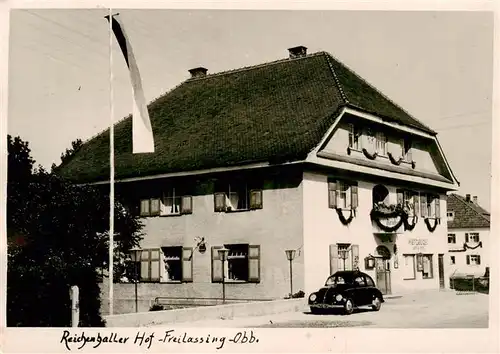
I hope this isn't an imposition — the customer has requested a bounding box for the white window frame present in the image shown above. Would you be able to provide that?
[447,233,456,244]
[469,254,481,265]
[337,181,351,209]
[403,190,416,216]
[469,232,480,243]
[161,188,182,216]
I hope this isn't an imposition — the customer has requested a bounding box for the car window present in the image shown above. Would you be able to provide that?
[365,275,375,287]
[325,275,350,286]
[354,276,366,286]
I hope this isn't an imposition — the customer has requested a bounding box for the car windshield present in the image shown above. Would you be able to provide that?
[325,274,354,286]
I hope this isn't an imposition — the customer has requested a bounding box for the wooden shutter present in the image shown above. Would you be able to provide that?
[477,255,481,265]
[328,181,337,209]
[150,249,161,281]
[465,233,470,242]
[397,190,404,205]
[248,245,261,283]
[350,244,360,270]
[435,196,440,219]
[140,199,150,216]
[466,255,470,265]
[181,247,193,282]
[329,244,339,275]
[420,193,427,217]
[214,193,226,212]
[414,192,419,216]
[211,246,223,282]
[140,250,150,281]
[150,199,161,216]
[180,196,193,214]
[250,190,263,210]
[351,184,358,209]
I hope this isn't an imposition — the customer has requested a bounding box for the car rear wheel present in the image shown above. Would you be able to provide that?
[344,299,354,315]
[371,296,382,311]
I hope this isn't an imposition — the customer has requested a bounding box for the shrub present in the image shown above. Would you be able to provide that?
[149,303,164,311]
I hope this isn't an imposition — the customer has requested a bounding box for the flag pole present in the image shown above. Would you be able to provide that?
[108,7,115,316]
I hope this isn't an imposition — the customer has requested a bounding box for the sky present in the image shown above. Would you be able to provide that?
[7,9,494,210]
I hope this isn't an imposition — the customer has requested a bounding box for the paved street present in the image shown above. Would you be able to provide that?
[174,290,489,328]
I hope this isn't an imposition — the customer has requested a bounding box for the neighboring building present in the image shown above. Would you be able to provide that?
[58,46,459,313]
[447,193,490,277]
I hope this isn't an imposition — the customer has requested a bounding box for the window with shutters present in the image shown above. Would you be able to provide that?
[214,181,263,212]
[328,178,358,210]
[447,233,456,244]
[211,244,260,283]
[468,232,480,243]
[329,244,359,274]
[397,189,418,215]
[421,254,433,279]
[402,254,416,280]
[468,254,481,265]
[161,247,183,282]
[420,193,440,218]
[348,124,361,150]
[160,188,193,216]
[139,189,192,217]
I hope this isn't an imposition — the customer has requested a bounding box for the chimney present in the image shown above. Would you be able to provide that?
[465,194,471,202]
[473,196,478,204]
[188,67,208,78]
[288,46,308,59]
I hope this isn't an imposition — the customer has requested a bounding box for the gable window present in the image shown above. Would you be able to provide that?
[450,255,456,265]
[403,139,413,162]
[214,181,263,212]
[348,124,360,150]
[467,255,481,265]
[211,244,260,283]
[328,179,358,210]
[465,232,480,243]
[397,189,418,216]
[375,132,387,155]
[447,233,456,244]
[447,211,455,222]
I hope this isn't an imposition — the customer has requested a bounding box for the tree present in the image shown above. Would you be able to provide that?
[7,135,143,327]
[60,138,83,164]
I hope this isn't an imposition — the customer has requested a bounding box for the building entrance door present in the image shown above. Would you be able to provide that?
[438,254,445,289]
[375,257,391,295]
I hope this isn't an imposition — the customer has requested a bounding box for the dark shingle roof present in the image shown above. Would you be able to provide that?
[447,193,490,229]
[57,51,436,183]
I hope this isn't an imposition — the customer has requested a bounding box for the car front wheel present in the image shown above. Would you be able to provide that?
[344,299,354,315]
[371,296,382,311]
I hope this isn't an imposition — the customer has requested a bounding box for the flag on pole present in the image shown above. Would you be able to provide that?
[106,14,155,153]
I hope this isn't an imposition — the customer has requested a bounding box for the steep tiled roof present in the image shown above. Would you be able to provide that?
[447,193,490,229]
[57,51,437,183]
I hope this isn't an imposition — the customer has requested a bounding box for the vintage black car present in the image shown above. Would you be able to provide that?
[308,270,384,315]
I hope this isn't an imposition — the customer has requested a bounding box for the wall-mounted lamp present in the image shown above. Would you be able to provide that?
[365,255,375,270]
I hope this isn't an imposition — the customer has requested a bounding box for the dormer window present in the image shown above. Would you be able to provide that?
[403,139,413,161]
[348,124,360,150]
[375,132,387,155]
